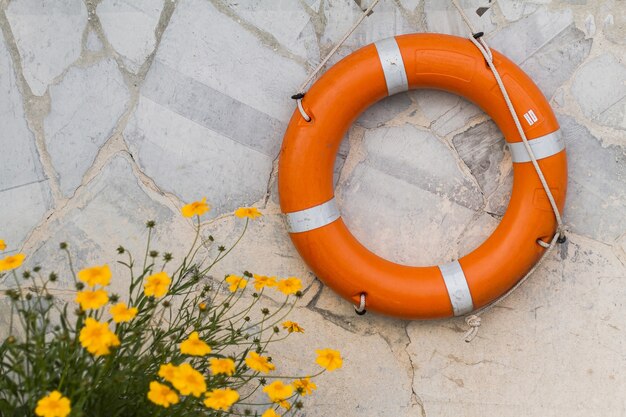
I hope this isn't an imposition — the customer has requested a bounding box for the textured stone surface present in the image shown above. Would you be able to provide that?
[571,53,626,130]
[1,1,626,416]
[0,29,52,248]
[96,0,164,72]
[24,155,190,295]
[5,0,87,96]
[44,59,130,197]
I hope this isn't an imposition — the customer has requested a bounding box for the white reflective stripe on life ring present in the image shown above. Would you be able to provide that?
[374,37,409,96]
[285,198,340,234]
[508,129,565,163]
[439,260,474,316]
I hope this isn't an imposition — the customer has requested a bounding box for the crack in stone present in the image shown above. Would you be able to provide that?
[209,0,310,69]
[404,324,427,417]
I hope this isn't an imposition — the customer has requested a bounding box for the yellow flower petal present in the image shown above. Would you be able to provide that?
[180,331,212,356]
[109,302,138,323]
[225,274,247,292]
[210,357,236,376]
[263,380,293,403]
[253,274,276,291]
[158,363,178,383]
[276,277,302,296]
[144,272,171,298]
[234,207,262,220]
[262,409,281,417]
[79,318,120,356]
[281,321,304,333]
[293,376,317,396]
[147,381,179,408]
[35,391,71,417]
[0,239,6,251]
[77,265,111,287]
[315,348,343,371]
[75,289,109,310]
[170,363,206,397]
[245,351,275,374]
[182,197,210,218]
[0,253,26,272]
[203,388,239,411]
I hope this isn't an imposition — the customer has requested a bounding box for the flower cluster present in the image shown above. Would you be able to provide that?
[0,199,343,417]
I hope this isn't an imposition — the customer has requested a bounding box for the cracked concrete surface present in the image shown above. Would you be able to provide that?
[1,0,625,416]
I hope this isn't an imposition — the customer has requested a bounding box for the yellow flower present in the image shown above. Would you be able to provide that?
[276,277,302,296]
[225,274,247,292]
[199,302,207,311]
[253,274,276,291]
[75,289,108,310]
[182,197,210,218]
[171,363,207,397]
[0,239,6,251]
[180,331,212,356]
[203,388,239,411]
[278,400,291,410]
[282,321,304,333]
[210,357,236,376]
[293,377,317,395]
[234,207,262,220]
[315,348,343,371]
[147,381,179,408]
[77,265,111,287]
[0,253,26,272]
[262,409,281,417]
[79,318,120,356]
[35,391,71,417]
[109,302,138,323]
[263,380,294,402]
[158,363,178,383]
[144,272,171,298]
[245,351,275,373]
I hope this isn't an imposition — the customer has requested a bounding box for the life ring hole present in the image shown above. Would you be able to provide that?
[335,90,510,266]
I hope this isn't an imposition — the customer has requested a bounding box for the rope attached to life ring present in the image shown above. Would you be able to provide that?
[451,0,566,342]
[290,0,567,342]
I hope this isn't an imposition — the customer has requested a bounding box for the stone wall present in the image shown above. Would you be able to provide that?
[1,0,625,416]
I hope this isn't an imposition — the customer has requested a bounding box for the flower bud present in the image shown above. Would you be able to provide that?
[59,242,68,250]
[146,220,156,229]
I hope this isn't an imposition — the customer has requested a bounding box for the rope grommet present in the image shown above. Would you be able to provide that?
[291,93,312,122]
[354,293,367,315]
[557,234,567,244]
[472,31,484,39]
[536,239,551,249]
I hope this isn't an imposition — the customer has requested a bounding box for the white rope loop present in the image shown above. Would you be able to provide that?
[355,293,367,315]
[291,0,381,122]
[450,0,566,342]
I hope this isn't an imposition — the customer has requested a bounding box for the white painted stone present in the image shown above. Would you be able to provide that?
[85,29,103,52]
[497,0,548,22]
[6,0,88,96]
[358,124,484,211]
[223,0,320,64]
[558,115,626,243]
[584,14,596,37]
[356,93,413,128]
[24,154,191,296]
[452,120,513,216]
[407,234,626,417]
[272,307,415,417]
[96,0,164,72]
[571,53,626,130]
[424,0,496,36]
[414,90,484,137]
[124,96,273,214]
[153,0,307,123]
[336,163,479,266]
[322,0,414,56]
[489,7,574,65]
[44,59,130,197]
[0,29,52,248]
[520,24,592,98]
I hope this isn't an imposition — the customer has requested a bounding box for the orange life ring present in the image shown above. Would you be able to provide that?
[278,33,567,319]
